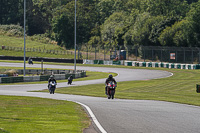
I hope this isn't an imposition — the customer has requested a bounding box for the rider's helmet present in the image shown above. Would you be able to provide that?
[50,75,54,79]
[108,74,113,79]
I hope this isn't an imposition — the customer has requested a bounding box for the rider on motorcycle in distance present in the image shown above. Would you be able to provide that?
[48,75,57,89]
[68,75,73,85]
[105,74,117,95]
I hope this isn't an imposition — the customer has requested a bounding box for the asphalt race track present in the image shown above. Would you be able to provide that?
[1,62,200,133]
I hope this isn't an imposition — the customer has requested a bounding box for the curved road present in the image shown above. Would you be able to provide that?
[1,62,200,133]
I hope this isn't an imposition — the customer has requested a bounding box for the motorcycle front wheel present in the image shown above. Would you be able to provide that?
[110,90,115,99]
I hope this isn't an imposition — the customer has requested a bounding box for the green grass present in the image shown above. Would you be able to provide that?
[0,96,89,133]
[0,35,106,59]
[40,68,200,106]
[0,35,61,50]
[0,35,76,58]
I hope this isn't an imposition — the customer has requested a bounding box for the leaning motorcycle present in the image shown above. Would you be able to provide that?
[106,81,116,99]
[49,81,56,94]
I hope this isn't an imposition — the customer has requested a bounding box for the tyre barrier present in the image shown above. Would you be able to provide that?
[83,59,200,70]
[124,61,199,69]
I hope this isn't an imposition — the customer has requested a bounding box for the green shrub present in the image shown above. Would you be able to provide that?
[0,24,57,45]
[28,34,55,44]
[0,24,23,37]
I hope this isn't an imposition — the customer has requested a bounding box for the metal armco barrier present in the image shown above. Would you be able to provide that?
[0,56,83,63]
[0,71,86,83]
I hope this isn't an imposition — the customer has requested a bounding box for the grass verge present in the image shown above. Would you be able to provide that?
[0,95,89,133]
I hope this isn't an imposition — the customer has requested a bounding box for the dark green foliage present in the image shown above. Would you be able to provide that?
[53,14,74,48]
[186,0,198,4]
[149,17,180,45]
[0,0,23,25]
[1,0,200,49]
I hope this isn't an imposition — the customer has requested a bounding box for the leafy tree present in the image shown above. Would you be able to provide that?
[101,12,128,47]
[124,12,163,47]
[26,0,60,35]
[52,2,74,48]
[1,0,200,49]
[97,0,115,24]
[52,0,98,48]
[183,1,200,46]
[0,0,23,25]
[125,0,148,13]
[130,12,153,46]
[158,19,195,47]
[186,0,198,4]
[146,0,189,17]
[88,36,101,47]
[149,17,179,45]
[123,9,140,46]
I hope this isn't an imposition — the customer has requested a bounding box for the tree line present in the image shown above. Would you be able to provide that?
[1,0,200,49]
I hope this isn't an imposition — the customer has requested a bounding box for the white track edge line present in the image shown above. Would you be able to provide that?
[73,101,107,133]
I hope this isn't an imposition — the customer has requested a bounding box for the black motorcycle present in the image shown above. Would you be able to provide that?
[106,81,116,99]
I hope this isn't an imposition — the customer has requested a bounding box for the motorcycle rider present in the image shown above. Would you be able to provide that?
[68,75,73,85]
[48,75,57,89]
[105,74,117,95]
[28,57,33,65]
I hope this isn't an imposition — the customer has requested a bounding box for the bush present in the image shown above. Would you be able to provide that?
[28,34,52,44]
[0,24,58,45]
[0,24,23,37]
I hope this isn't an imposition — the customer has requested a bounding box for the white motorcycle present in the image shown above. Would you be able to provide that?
[49,81,56,94]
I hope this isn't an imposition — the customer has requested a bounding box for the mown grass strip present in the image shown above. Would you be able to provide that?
[0,96,89,133]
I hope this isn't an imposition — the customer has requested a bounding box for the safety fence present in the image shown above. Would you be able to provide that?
[135,46,200,64]
[83,59,200,70]
[0,69,86,83]
[80,45,200,63]
[2,45,200,63]
[1,45,106,60]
